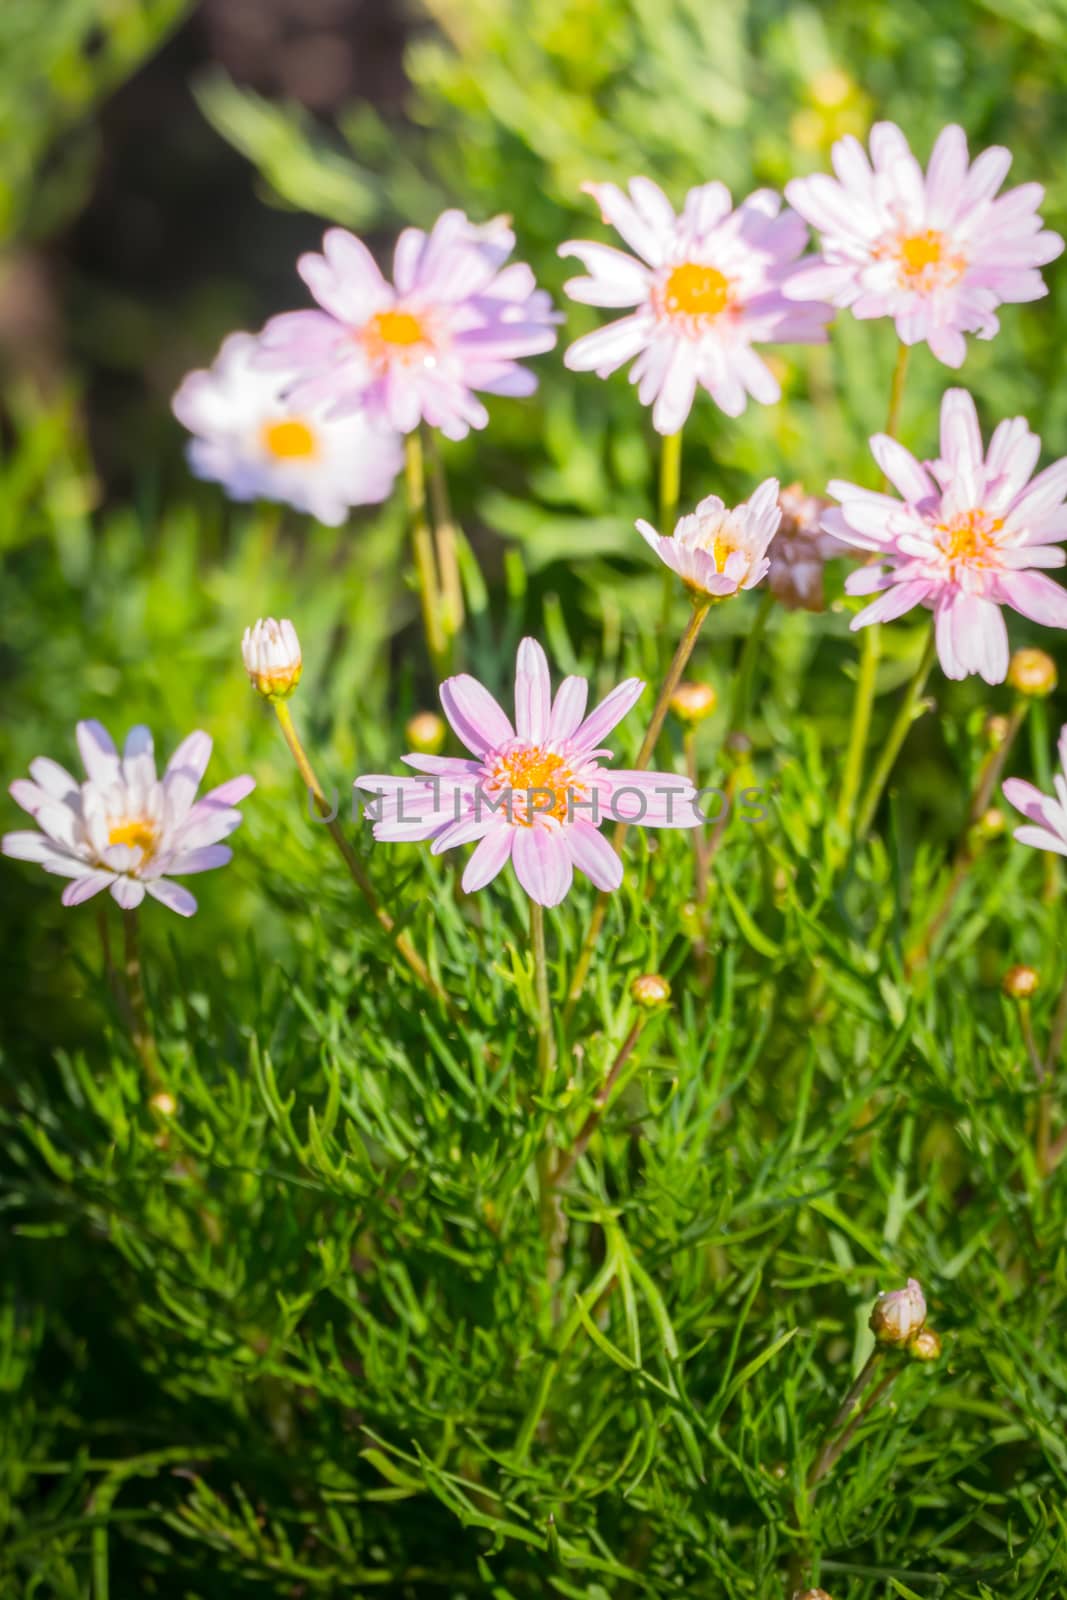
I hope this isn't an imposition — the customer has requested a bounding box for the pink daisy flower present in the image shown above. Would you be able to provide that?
[558,178,832,433]
[355,639,700,908]
[257,212,559,441]
[2,722,254,916]
[826,388,1067,684]
[1003,725,1067,858]
[636,478,781,599]
[172,332,402,524]
[784,122,1064,368]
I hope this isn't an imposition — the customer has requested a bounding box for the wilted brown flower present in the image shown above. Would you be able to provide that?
[766,483,848,611]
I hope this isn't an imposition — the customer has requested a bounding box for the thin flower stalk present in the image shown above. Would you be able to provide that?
[908,696,1029,969]
[426,431,465,646]
[854,626,937,841]
[835,340,909,841]
[553,1013,648,1189]
[404,431,450,679]
[271,698,452,1014]
[123,907,163,1092]
[564,597,711,1016]
[658,428,683,634]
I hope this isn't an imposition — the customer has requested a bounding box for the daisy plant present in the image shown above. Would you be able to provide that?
[356,637,700,1088]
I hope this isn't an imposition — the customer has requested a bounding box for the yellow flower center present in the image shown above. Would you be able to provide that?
[890,229,966,288]
[659,262,733,322]
[486,745,579,825]
[261,418,318,460]
[360,308,431,367]
[107,818,157,859]
[936,509,1004,566]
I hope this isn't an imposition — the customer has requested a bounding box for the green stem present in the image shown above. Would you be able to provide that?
[564,597,711,1019]
[835,340,911,846]
[885,340,911,442]
[728,589,774,733]
[553,1015,646,1189]
[426,429,465,645]
[404,431,449,678]
[855,628,937,842]
[835,624,881,839]
[531,901,556,1095]
[907,696,1029,970]
[658,428,684,635]
[272,699,454,1015]
[123,908,162,1092]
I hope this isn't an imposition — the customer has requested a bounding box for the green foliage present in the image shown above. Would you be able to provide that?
[0,0,192,246]
[4,2,1067,1597]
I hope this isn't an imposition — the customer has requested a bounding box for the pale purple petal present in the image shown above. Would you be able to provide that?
[62,872,116,907]
[514,638,552,743]
[440,674,514,756]
[565,820,623,891]
[512,825,574,906]
[572,678,645,751]
[145,878,199,916]
[461,825,514,893]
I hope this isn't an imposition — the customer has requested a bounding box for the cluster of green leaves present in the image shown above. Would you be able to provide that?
[2,380,1067,1597]
[4,0,1067,1595]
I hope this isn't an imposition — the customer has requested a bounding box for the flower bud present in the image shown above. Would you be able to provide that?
[793,1590,833,1600]
[242,618,302,700]
[1003,964,1039,1000]
[149,1091,177,1117]
[405,710,447,755]
[1007,648,1057,697]
[724,730,753,763]
[984,713,1010,748]
[631,973,671,1010]
[975,806,1005,841]
[670,681,718,725]
[907,1327,942,1362]
[869,1277,926,1346]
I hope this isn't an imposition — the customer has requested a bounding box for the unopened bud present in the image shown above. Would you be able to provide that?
[976,806,1005,840]
[984,713,1010,747]
[724,730,753,763]
[1007,648,1057,697]
[242,618,302,700]
[1003,964,1039,1000]
[793,1590,833,1600]
[631,973,671,1010]
[405,710,447,755]
[908,1327,942,1362]
[149,1091,177,1117]
[670,681,718,725]
[869,1277,926,1346]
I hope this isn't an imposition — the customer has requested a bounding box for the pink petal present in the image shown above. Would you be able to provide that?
[439,674,514,756]
[548,677,589,741]
[461,825,514,894]
[512,825,573,906]
[997,570,1067,627]
[869,435,935,504]
[572,678,645,751]
[514,638,552,744]
[565,820,623,891]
